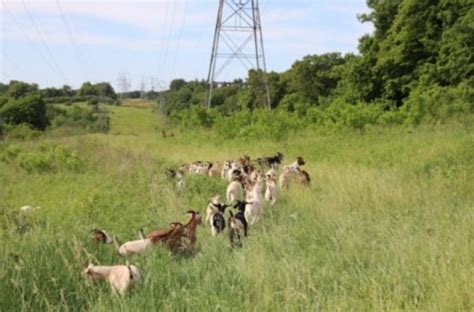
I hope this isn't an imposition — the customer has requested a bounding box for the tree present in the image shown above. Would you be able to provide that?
[286,53,346,105]
[0,94,49,130]
[94,82,117,99]
[170,79,187,91]
[7,81,39,99]
[78,82,99,96]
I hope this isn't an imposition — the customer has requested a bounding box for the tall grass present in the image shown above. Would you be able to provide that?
[0,104,472,311]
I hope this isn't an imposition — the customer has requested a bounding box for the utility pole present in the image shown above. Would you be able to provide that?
[207,0,271,110]
[116,72,131,99]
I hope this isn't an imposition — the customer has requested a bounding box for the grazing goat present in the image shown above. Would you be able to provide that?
[257,152,284,169]
[113,230,153,257]
[226,177,245,204]
[90,229,113,244]
[245,175,265,226]
[264,174,277,206]
[83,262,140,296]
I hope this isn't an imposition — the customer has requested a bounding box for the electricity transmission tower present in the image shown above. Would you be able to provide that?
[207,0,271,109]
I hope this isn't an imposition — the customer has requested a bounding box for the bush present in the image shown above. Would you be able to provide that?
[402,83,474,125]
[4,124,41,140]
[0,94,49,130]
[0,143,86,173]
[50,104,109,133]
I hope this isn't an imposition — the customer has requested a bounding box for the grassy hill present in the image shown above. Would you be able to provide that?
[0,102,472,310]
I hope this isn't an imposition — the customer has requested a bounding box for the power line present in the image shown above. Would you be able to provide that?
[21,0,69,84]
[160,0,179,82]
[55,0,90,83]
[2,2,65,84]
[168,0,189,81]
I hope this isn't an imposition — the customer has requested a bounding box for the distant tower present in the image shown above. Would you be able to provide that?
[207,0,271,109]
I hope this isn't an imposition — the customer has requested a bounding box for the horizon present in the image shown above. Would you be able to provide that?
[1,0,373,91]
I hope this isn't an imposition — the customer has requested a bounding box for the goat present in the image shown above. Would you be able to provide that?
[279,161,309,189]
[264,174,277,206]
[180,210,201,252]
[113,229,153,257]
[232,200,250,237]
[244,175,265,226]
[299,169,311,187]
[208,162,222,178]
[206,195,222,224]
[257,152,284,169]
[227,162,243,181]
[221,161,232,180]
[209,202,230,237]
[226,177,245,204]
[90,229,113,244]
[284,156,306,173]
[83,262,140,296]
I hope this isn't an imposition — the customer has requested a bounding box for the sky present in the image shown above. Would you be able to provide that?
[1,0,373,91]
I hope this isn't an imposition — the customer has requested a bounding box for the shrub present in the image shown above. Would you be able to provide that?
[49,104,109,133]
[0,94,49,130]
[17,152,53,173]
[0,144,86,173]
[4,124,41,140]
[402,83,474,125]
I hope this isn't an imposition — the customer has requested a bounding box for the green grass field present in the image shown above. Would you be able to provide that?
[0,102,473,311]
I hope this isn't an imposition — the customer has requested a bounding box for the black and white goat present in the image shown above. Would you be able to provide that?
[228,200,251,247]
[210,203,230,237]
[257,152,284,169]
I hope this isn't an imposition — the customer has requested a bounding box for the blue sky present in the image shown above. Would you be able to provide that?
[1,0,373,91]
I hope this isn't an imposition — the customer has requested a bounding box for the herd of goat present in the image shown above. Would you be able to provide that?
[84,152,310,295]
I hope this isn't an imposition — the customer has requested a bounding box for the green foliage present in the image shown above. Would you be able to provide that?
[3,124,41,141]
[287,53,346,104]
[77,82,117,99]
[402,83,474,125]
[50,104,110,133]
[1,144,85,173]
[6,81,39,99]
[0,94,49,130]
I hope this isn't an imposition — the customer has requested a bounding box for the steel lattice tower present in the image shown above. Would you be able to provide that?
[207,0,271,109]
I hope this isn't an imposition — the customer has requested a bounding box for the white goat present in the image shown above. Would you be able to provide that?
[221,161,232,180]
[279,166,293,189]
[83,262,140,296]
[245,176,265,225]
[114,230,153,257]
[226,179,244,204]
[264,175,277,206]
